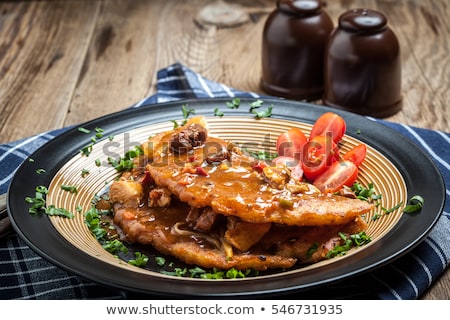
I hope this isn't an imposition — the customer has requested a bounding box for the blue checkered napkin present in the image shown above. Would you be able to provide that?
[1,63,448,299]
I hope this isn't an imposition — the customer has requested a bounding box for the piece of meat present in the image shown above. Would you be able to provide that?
[109,180,144,206]
[170,123,208,154]
[148,188,172,207]
[225,217,271,251]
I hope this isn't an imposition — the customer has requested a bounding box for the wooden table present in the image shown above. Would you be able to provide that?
[0,0,448,299]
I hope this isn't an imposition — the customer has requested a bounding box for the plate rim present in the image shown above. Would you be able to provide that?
[7,97,445,297]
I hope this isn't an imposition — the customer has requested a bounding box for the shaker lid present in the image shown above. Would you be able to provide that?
[339,9,387,32]
[277,0,322,15]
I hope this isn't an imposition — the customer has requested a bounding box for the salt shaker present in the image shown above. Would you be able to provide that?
[260,0,334,100]
[323,9,402,117]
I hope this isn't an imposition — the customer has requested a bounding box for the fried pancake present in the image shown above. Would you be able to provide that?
[113,201,367,270]
[145,118,374,227]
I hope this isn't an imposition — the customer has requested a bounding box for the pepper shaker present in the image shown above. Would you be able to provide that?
[323,9,402,117]
[260,0,334,100]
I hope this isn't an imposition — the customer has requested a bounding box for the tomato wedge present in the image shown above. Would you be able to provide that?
[313,159,358,193]
[276,128,307,160]
[343,144,367,167]
[309,112,346,144]
[301,135,339,181]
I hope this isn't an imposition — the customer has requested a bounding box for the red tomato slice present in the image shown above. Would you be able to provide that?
[276,128,307,160]
[301,135,339,181]
[309,112,346,144]
[272,156,303,181]
[343,144,367,167]
[313,160,358,193]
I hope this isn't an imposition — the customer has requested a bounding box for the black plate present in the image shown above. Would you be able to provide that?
[7,98,445,298]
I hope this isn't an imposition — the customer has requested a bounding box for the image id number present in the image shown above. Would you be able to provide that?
[271,304,343,315]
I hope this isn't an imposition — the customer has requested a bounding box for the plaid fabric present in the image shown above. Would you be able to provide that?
[1,63,449,299]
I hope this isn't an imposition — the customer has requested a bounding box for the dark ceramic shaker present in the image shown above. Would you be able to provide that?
[261,0,334,100]
[323,9,402,117]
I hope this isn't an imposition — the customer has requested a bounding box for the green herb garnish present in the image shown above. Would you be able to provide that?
[61,184,78,194]
[403,195,424,214]
[155,256,166,266]
[80,143,94,156]
[108,145,143,172]
[226,98,240,109]
[94,127,104,139]
[214,107,224,117]
[326,231,371,258]
[78,127,91,134]
[102,239,128,254]
[81,168,90,177]
[45,205,74,218]
[128,252,149,267]
[244,149,277,161]
[250,100,273,118]
[249,99,263,108]
[172,104,196,128]
[25,185,48,214]
[351,182,381,202]
[25,185,74,218]
[307,242,319,258]
[84,206,108,240]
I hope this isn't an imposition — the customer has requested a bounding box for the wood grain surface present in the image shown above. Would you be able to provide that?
[0,0,448,299]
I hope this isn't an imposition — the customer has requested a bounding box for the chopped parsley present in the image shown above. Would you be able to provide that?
[326,231,371,258]
[214,107,224,117]
[84,205,148,268]
[249,100,273,118]
[155,256,166,266]
[351,182,381,202]
[45,205,74,218]
[244,149,277,161]
[307,242,319,258]
[172,104,195,128]
[94,127,104,139]
[84,206,108,240]
[108,145,143,172]
[128,252,149,267]
[25,185,74,218]
[81,168,90,177]
[25,185,49,214]
[102,239,128,254]
[249,99,263,109]
[60,184,78,194]
[161,266,257,279]
[80,143,94,156]
[403,195,424,214]
[226,98,241,109]
[78,127,91,134]
[79,127,106,156]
